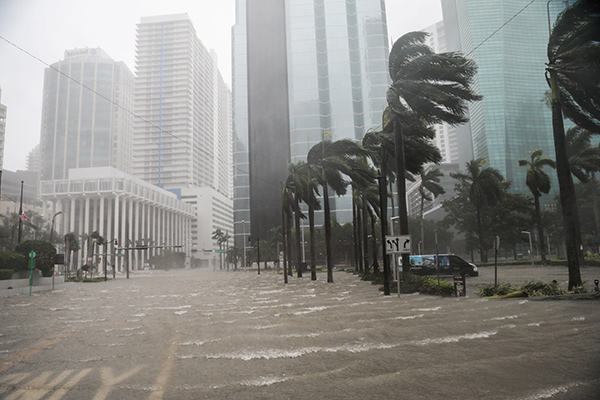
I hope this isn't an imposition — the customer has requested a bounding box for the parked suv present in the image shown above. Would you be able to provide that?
[400,254,478,277]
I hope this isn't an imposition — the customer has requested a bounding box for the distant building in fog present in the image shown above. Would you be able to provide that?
[39,48,134,180]
[0,86,6,170]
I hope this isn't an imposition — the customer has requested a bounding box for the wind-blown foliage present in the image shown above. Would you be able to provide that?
[386,31,481,277]
[449,159,505,262]
[547,0,600,289]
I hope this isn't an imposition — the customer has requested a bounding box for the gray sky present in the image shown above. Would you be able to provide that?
[0,0,442,172]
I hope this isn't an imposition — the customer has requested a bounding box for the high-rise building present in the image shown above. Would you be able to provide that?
[0,86,6,170]
[133,14,232,197]
[233,0,390,244]
[39,48,134,180]
[441,0,576,196]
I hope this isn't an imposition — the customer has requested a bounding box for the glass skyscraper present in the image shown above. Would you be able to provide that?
[40,48,134,180]
[233,0,390,244]
[442,0,576,196]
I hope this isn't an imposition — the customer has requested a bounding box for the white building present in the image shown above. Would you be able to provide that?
[0,86,6,170]
[40,167,195,272]
[133,14,232,197]
[180,187,233,269]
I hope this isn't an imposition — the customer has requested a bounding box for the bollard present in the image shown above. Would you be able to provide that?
[595,279,599,292]
[453,274,467,297]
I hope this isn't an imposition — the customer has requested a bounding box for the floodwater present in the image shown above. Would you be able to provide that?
[0,267,598,399]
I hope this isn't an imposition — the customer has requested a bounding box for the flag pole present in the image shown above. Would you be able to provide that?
[17,180,24,245]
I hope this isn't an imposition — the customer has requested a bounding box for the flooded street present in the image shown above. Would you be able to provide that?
[0,267,599,399]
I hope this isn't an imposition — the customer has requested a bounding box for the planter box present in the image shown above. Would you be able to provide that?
[0,271,66,293]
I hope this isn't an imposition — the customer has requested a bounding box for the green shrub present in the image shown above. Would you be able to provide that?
[15,240,57,277]
[0,251,27,271]
[479,281,566,297]
[388,275,455,297]
[519,281,565,296]
[0,269,14,280]
[479,283,518,297]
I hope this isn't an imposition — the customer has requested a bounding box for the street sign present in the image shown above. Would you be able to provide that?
[29,251,36,259]
[216,249,225,254]
[385,235,411,254]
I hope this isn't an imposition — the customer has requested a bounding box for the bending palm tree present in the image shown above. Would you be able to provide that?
[417,167,445,254]
[547,0,600,289]
[387,31,481,277]
[519,150,556,264]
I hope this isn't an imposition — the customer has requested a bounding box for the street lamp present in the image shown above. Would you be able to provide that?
[521,231,534,267]
[49,211,63,243]
[242,220,246,270]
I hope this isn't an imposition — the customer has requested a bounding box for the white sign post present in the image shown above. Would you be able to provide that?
[385,235,411,254]
[386,235,411,298]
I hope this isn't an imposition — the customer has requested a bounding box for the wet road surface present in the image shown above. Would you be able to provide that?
[0,267,599,399]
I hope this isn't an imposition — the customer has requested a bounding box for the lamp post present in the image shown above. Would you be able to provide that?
[521,231,534,267]
[49,211,63,243]
[242,220,246,270]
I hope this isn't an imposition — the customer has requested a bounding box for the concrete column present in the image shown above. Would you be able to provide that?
[70,198,76,233]
[120,197,127,272]
[99,197,105,238]
[92,198,98,233]
[107,195,113,242]
[113,195,120,270]
[128,197,134,270]
[133,200,139,270]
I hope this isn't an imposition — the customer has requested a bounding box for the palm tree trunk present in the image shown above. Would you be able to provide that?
[286,212,293,276]
[294,193,303,278]
[393,120,411,279]
[534,194,547,264]
[352,193,359,272]
[323,184,334,283]
[356,199,364,273]
[280,183,288,283]
[309,203,317,281]
[550,70,582,290]
[362,192,369,274]
[476,205,487,263]
[371,213,379,274]
[420,196,425,254]
[592,173,600,248]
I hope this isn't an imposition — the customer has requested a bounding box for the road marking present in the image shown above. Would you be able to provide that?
[149,331,181,399]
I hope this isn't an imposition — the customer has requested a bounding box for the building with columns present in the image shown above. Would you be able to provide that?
[40,167,195,272]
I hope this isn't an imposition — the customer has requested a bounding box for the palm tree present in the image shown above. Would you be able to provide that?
[565,127,600,236]
[307,139,367,283]
[211,229,225,270]
[547,0,600,289]
[286,162,308,278]
[451,159,505,262]
[565,127,600,183]
[417,167,445,254]
[519,150,556,264]
[387,31,481,277]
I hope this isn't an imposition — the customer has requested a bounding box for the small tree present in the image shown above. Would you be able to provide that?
[15,240,57,277]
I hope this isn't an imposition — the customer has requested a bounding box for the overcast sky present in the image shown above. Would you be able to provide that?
[0,0,443,172]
